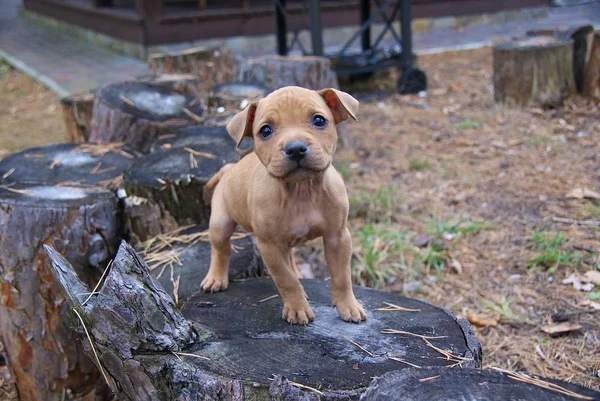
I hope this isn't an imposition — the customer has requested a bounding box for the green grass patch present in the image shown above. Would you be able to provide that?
[349,184,401,223]
[483,296,524,323]
[456,119,481,129]
[409,159,431,172]
[334,161,353,182]
[428,217,488,239]
[528,232,581,272]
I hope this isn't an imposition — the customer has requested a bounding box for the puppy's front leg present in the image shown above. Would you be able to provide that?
[257,240,314,325]
[324,227,367,323]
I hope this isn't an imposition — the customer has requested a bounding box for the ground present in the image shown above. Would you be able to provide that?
[1,47,599,391]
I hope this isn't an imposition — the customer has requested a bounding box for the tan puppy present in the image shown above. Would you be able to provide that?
[202,86,367,325]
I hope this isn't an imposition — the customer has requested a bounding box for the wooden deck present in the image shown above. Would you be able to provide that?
[22,0,548,46]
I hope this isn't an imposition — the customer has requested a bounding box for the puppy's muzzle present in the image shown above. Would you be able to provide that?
[284,141,308,162]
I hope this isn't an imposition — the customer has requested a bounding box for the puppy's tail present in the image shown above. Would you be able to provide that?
[202,163,234,204]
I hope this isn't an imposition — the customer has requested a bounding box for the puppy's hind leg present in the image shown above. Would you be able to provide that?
[202,183,236,292]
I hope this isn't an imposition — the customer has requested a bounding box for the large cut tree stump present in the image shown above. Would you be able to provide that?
[148,47,238,92]
[122,143,238,243]
[494,36,575,107]
[207,82,271,111]
[89,82,204,153]
[61,91,96,143]
[0,184,121,401]
[46,242,481,401]
[583,31,600,100]
[149,125,233,153]
[361,367,600,401]
[0,143,136,190]
[136,73,204,97]
[237,55,339,90]
[137,226,263,304]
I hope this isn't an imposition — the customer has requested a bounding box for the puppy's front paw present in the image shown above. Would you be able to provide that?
[282,300,315,325]
[335,297,367,323]
[201,273,229,293]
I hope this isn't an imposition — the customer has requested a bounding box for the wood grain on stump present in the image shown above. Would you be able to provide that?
[148,47,238,92]
[136,73,204,97]
[61,91,95,143]
[0,143,136,190]
[207,83,271,111]
[0,184,120,401]
[361,367,600,401]
[46,242,481,401]
[494,36,575,107]
[138,226,263,303]
[123,143,238,243]
[149,125,233,153]
[89,82,204,153]
[583,32,600,100]
[237,55,339,90]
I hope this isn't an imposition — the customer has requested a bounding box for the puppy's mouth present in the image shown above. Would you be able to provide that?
[268,159,329,181]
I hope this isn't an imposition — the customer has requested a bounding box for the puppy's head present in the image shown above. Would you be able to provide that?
[226,86,358,182]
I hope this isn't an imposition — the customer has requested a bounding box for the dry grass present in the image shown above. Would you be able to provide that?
[0,62,68,157]
[299,47,600,389]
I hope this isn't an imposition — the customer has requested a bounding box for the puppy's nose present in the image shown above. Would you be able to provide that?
[284,141,308,162]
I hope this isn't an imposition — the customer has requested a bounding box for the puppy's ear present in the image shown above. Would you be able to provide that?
[318,88,359,124]
[226,102,258,147]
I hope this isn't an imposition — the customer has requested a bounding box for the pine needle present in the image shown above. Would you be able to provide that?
[288,381,325,396]
[376,302,421,312]
[389,357,421,368]
[183,108,204,122]
[72,308,111,386]
[183,147,216,159]
[83,260,112,306]
[2,168,15,180]
[258,294,279,303]
[382,329,446,340]
[418,375,441,383]
[173,352,211,361]
[342,335,375,357]
[119,95,135,107]
[4,186,33,195]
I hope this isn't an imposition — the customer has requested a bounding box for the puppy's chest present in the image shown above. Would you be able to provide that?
[284,209,324,247]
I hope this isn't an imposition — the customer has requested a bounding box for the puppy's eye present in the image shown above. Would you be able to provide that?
[312,115,327,129]
[259,124,273,139]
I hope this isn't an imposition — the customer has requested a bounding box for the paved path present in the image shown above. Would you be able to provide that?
[1,0,599,96]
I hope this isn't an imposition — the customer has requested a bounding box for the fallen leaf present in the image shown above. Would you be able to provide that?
[450,259,463,275]
[467,310,499,327]
[540,322,582,336]
[566,187,600,200]
[412,234,431,248]
[580,300,600,310]
[584,270,600,285]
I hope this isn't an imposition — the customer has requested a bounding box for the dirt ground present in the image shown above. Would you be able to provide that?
[1,47,599,392]
[0,62,68,158]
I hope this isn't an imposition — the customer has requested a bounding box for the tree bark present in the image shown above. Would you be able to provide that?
[61,92,95,143]
[136,74,204,97]
[89,82,203,153]
[361,367,600,401]
[46,243,481,401]
[494,36,575,107]
[0,143,137,190]
[237,55,339,90]
[122,143,238,243]
[0,339,19,401]
[0,184,121,401]
[207,83,271,111]
[147,47,239,93]
[583,31,600,100]
[137,226,264,304]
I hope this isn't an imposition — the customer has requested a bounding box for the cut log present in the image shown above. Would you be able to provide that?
[122,143,238,243]
[89,82,204,153]
[61,91,95,143]
[207,82,271,111]
[583,31,600,100]
[361,367,600,401]
[0,143,137,190]
[147,47,238,92]
[137,226,263,304]
[526,25,596,93]
[237,55,339,90]
[136,73,204,97]
[0,184,121,401]
[494,36,575,107]
[45,242,481,401]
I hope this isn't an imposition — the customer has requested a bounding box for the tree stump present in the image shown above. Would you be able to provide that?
[237,55,339,90]
[122,143,238,243]
[527,25,596,94]
[0,143,136,190]
[0,339,19,401]
[137,226,263,304]
[46,242,481,401]
[361,367,600,401]
[149,126,233,153]
[207,82,271,111]
[61,91,96,143]
[494,37,575,107]
[583,31,600,100]
[136,74,204,97]
[147,47,238,92]
[89,82,204,153]
[0,184,121,401]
